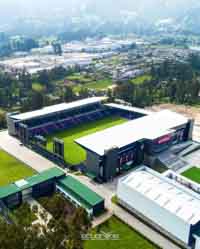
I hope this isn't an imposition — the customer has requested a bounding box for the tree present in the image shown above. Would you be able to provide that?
[107,88,114,102]
[0,111,6,129]
[79,87,90,99]
[68,208,91,249]
[114,82,135,103]
[63,86,76,103]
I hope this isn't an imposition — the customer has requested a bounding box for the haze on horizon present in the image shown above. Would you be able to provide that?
[0,0,199,21]
[0,0,200,37]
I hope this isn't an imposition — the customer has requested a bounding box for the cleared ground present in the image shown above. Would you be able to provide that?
[46,116,127,165]
[182,167,200,183]
[147,103,200,142]
[0,149,35,186]
[84,216,159,249]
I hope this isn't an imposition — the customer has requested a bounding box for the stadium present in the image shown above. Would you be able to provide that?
[7,97,194,182]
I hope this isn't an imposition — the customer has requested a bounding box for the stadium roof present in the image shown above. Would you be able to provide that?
[57,176,104,209]
[119,167,200,225]
[11,97,106,121]
[105,103,153,116]
[76,110,188,156]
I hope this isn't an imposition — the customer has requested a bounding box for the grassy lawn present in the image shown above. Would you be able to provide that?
[46,116,127,165]
[130,75,152,85]
[67,73,92,83]
[85,79,113,90]
[84,216,159,249]
[182,167,200,183]
[0,150,35,187]
[74,79,113,92]
[32,82,45,92]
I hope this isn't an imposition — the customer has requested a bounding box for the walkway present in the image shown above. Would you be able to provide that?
[0,131,55,172]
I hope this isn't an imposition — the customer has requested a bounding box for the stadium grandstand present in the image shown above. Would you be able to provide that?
[7,97,147,141]
[6,97,194,182]
[76,109,194,182]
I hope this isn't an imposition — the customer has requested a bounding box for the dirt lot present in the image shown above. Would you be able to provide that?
[147,104,200,142]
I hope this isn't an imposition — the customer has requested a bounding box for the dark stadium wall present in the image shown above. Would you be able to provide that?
[103,147,119,181]
[85,150,101,178]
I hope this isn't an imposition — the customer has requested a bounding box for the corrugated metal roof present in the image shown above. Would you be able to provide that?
[0,167,65,198]
[76,110,188,156]
[0,184,20,199]
[11,97,106,121]
[105,103,153,115]
[58,176,104,208]
[120,167,200,225]
[23,167,65,189]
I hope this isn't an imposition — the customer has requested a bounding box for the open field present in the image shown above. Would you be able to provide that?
[130,75,152,85]
[67,73,92,83]
[83,79,113,90]
[182,167,200,183]
[0,150,36,186]
[32,82,45,92]
[84,216,160,249]
[74,79,114,92]
[46,116,127,165]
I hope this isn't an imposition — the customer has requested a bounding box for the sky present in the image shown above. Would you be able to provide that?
[0,0,199,28]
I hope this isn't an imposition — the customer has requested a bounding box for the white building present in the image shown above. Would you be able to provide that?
[117,166,200,249]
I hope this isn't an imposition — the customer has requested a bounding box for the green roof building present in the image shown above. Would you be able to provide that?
[57,176,104,216]
[0,167,65,208]
[0,167,104,216]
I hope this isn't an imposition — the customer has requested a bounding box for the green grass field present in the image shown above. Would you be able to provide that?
[32,82,45,92]
[67,73,92,83]
[0,150,35,187]
[84,216,159,249]
[182,167,200,183]
[74,79,114,93]
[130,75,152,85]
[46,116,127,165]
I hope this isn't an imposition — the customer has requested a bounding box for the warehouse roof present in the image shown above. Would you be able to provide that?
[57,176,104,208]
[76,110,188,156]
[10,97,106,121]
[105,103,153,116]
[119,167,200,225]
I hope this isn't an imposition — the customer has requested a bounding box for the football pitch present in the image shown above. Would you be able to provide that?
[182,167,200,184]
[46,116,127,165]
[0,150,36,187]
[84,216,159,249]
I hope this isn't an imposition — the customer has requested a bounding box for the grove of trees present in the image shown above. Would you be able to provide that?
[114,55,200,107]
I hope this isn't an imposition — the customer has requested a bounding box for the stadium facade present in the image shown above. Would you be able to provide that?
[117,166,200,249]
[76,107,193,182]
[7,97,194,182]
